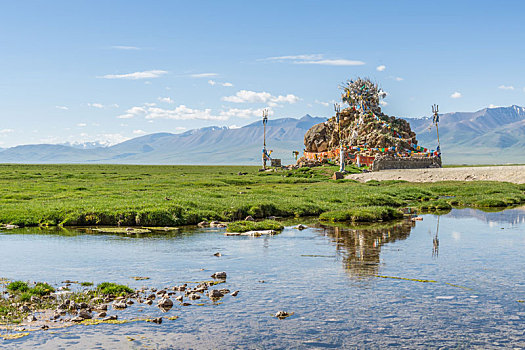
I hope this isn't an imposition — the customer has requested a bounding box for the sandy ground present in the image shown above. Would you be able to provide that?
[345,165,525,184]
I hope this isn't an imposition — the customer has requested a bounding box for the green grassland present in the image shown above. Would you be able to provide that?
[0,164,524,227]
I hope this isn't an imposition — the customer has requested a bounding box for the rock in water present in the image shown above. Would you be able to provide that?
[211,271,227,279]
[157,297,174,308]
[112,300,127,309]
[208,289,224,299]
[275,311,292,319]
[78,309,92,320]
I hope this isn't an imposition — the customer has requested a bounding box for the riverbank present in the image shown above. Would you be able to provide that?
[0,164,524,227]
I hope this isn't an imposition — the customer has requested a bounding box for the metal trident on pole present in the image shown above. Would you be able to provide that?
[262,109,268,169]
[432,104,441,156]
[334,103,344,172]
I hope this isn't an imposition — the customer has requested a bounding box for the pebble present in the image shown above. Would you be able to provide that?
[152,317,162,324]
[97,312,107,318]
[71,316,84,322]
[78,309,92,319]
[157,297,174,308]
[211,271,227,279]
[188,293,200,300]
[230,290,239,297]
[275,311,291,319]
[112,300,127,309]
[208,289,224,299]
[103,315,118,321]
[197,221,209,227]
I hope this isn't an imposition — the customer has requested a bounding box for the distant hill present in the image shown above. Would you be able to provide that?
[408,105,525,164]
[0,115,326,165]
[0,106,524,165]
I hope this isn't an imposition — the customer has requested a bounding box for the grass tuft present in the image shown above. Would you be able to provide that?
[96,282,133,296]
[226,220,284,233]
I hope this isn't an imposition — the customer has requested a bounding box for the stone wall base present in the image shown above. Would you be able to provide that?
[371,155,442,171]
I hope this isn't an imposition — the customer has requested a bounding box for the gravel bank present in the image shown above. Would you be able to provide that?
[345,165,525,184]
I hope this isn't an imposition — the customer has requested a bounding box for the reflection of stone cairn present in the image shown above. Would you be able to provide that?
[302,78,417,160]
[322,221,415,277]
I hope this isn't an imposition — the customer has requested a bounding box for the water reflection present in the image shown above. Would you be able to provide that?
[319,220,415,277]
[447,206,525,225]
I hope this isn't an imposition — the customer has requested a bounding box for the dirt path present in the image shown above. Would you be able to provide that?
[345,165,525,184]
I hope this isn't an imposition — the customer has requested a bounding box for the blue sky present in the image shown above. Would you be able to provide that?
[1,0,524,147]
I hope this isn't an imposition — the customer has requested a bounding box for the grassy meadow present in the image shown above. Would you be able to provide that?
[0,164,524,227]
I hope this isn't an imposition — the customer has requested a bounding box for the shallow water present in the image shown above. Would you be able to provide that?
[1,208,525,349]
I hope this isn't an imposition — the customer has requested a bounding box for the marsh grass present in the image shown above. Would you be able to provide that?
[96,282,133,296]
[0,164,523,227]
[226,220,284,233]
[319,206,403,222]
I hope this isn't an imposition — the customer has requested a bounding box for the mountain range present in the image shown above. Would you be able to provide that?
[409,105,525,164]
[0,106,524,165]
[0,115,326,165]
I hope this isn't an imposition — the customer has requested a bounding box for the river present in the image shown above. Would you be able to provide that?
[1,207,525,349]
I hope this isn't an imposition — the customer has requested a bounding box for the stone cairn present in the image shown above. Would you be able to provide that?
[298,78,425,168]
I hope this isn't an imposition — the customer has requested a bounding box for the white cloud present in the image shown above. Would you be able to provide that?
[219,107,272,119]
[158,97,174,104]
[315,100,330,107]
[498,85,514,90]
[111,45,140,50]
[376,65,386,72]
[77,123,87,127]
[229,125,240,129]
[116,106,147,119]
[295,59,365,66]
[265,54,323,61]
[488,104,501,108]
[209,80,233,87]
[99,70,168,80]
[450,91,462,99]
[144,102,156,107]
[0,129,14,134]
[264,54,365,66]
[380,100,388,106]
[222,90,300,106]
[133,129,147,135]
[87,103,119,109]
[395,77,403,81]
[189,73,218,78]
[175,127,187,131]
[145,105,228,121]
[56,106,69,110]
